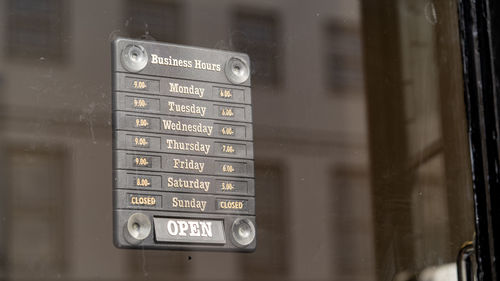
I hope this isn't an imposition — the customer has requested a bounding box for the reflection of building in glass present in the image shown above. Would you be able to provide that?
[0,0,382,280]
[5,147,67,277]
[128,250,187,276]
[331,166,372,279]
[232,9,281,88]
[323,22,363,95]
[240,164,288,278]
[124,0,182,43]
[362,1,474,279]
[6,0,66,60]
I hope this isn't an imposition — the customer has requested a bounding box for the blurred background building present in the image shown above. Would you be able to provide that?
[0,0,473,280]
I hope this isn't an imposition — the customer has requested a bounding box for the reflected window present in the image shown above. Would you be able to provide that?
[232,9,281,88]
[240,164,288,278]
[124,0,182,43]
[331,165,374,279]
[128,250,187,276]
[6,0,66,60]
[323,22,362,95]
[4,147,67,276]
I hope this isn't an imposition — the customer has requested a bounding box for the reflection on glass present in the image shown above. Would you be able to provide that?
[323,22,363,95]
[240,164,288,278]
[124,0,182,43]
[0,0,474,280]
[6,0,66,61]
[5,148,66,276]
[232,9,281,88]
[363,0,474,280]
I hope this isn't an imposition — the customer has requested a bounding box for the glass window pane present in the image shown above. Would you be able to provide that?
[0,0,475,280]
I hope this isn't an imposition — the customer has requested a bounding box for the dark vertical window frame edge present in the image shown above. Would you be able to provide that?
[457,0,500,280]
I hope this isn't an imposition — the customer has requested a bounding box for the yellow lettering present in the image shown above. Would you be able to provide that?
[221,127,234,136]
[130,196,156,206]
[133,98,147,108]
[219,200,244,209]
[221,108,234,117]
[134,157,149,166]
[219,89,232,98]
[222,145,235,154]
[134,137,149,146]
[222,164,234,173]
[135,177,151,187]
[135,118,150,128]
[221,182,234,191]
[133,80,147,89]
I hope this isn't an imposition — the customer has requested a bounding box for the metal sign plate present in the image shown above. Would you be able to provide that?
[112,38,255,251]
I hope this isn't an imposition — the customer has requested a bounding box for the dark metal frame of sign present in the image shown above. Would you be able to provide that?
[111,38,255,252]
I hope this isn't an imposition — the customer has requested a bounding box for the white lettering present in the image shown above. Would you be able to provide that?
[171,197,207,212]
[200,222,213,237]
[169,82,205,98]
[162,120,213,136]
[149,54,220,72]
[188,221,201,237]
[167,176,211,192]
[178,221,189,236]
[167,220,179,235]
[172,158,205,173]
[165,219,214,238]
[166,139,211,155]
[167,101,207,117]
